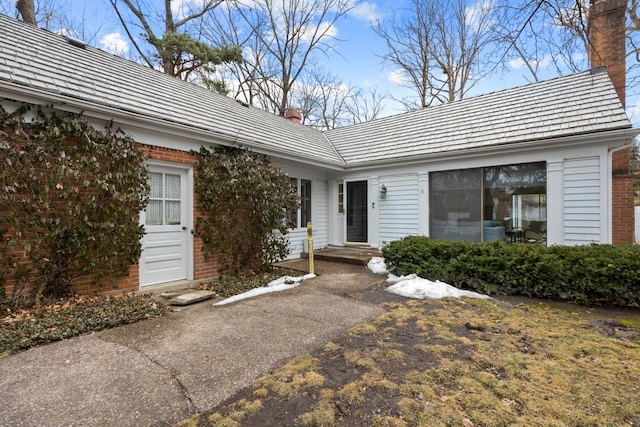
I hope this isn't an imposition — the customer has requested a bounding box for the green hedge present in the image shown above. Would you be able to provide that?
[382,236,640,307]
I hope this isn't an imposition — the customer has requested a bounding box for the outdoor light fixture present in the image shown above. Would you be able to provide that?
[380,184,387,199]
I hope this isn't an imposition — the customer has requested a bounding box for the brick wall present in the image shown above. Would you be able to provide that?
[611,147,634,244]
[588,0,634,244]
[588,0,627,108]
[612,174,635,243]
[137,144,220,282]
[3,144,221,299]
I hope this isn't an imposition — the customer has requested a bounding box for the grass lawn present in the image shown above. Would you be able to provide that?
[179,296,640,427]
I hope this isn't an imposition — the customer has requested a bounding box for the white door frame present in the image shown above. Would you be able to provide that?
[139,160,194,287]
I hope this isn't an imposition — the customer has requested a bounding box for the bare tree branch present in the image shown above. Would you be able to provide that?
[109,0,154,69]
[493,0,639,97]
[109,0,236,79]
[374,0,495,109]
[205,0,352,115]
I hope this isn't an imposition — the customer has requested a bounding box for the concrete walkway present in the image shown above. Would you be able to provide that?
[0,262,385,426]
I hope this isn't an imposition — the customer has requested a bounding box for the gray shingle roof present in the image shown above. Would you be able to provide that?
[0,14,633,170]
[0,15,343,167]
[324,68,632,165]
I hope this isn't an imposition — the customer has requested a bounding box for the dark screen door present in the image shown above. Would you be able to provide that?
[346,181,368,243]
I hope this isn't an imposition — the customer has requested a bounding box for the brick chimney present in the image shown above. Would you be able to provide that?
[284,108,302,123]
[588,0,634,244]
[588,0,626,107]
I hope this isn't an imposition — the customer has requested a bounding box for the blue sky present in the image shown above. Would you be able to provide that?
[0,0,638,124]
[331,0,639,122]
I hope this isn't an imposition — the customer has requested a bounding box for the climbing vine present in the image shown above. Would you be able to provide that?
[194,146,299,274]
[0,105,149,305]
[631,143,640,205]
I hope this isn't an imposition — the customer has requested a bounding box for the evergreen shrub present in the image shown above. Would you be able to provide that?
[382,236,640,307]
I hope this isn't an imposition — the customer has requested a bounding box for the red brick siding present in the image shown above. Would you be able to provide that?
[612,146,631,174]
[610,148,634,243]
[588,0,633,243]
[612,173,635,244]
[129,144,221,283]
[588,0,627,107]
[3,144,221,298]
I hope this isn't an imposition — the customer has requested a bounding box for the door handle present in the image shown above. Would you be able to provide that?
[182,226,187,231]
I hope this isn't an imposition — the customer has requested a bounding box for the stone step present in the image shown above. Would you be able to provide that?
[167,290,216,306]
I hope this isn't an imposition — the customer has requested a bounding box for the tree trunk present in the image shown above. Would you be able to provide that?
[16,0,36,25]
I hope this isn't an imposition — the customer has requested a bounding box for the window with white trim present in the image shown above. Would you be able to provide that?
[146,172,182,226]
[288,177,312,228]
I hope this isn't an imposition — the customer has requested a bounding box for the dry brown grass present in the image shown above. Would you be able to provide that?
[186,297,640,426]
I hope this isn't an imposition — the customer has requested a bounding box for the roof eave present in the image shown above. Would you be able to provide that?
[341,127,639,171]
[0,81,346,171]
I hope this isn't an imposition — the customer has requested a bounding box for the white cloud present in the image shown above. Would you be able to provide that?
[387,68,408,85]
[171,0,189,19]
[54,28,75,38]
[627,100,640,127]
[99,32,129,55]
[572,52,585,63]
[508,57,526,70]
[171,0,210,20]
[349,1,381,23]
[554,0,589,29]
[465,0,494,33]
[300,21,338,43]
[536,54,553,68]
[508,54,553,71]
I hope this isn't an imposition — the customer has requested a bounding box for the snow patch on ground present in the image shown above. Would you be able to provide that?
[213,274,316,306]
[215,254,490,306]
[367,256,389,275]
[371,258,490,300]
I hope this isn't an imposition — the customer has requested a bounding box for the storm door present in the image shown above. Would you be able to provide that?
[346,180,368,243]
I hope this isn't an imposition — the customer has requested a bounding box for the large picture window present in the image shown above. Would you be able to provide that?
[430,162,547,243]
[430,169,482,242]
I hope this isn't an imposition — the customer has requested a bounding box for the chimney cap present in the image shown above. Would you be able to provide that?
[284,108,302,123]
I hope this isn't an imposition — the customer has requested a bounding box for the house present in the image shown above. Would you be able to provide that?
[0,0,637,296]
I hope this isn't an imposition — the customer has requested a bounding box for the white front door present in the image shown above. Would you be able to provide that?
[140,165,189,287]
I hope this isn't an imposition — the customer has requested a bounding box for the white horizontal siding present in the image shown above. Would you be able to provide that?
[635,206,640,244]
[314,179,329,246]
[379,174,419,245]
[563,157,601,244]
[286,179,328,259]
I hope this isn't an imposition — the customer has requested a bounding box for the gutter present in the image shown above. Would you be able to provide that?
[606,134,637,243]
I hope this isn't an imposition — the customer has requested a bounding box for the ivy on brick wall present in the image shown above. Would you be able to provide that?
[194,146,299,274]
[631,143,640,205]
[0,105,149,305]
